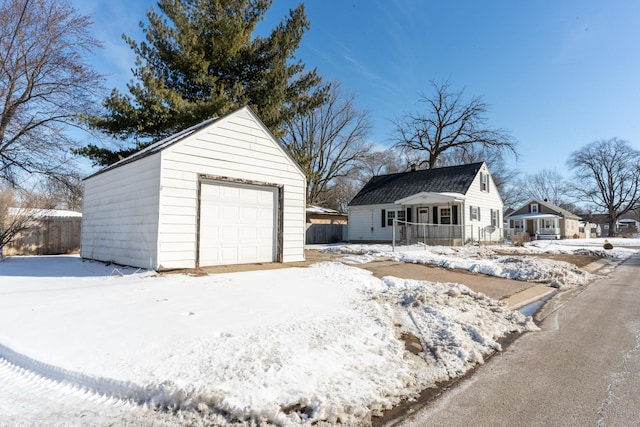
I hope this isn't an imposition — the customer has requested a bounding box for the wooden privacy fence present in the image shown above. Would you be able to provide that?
[305,223,348,244]
[3,216,81,256]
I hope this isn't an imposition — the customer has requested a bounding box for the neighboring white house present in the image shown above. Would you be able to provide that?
[81,107,306,270]
[347,162,504,245]
[505,199,581,240]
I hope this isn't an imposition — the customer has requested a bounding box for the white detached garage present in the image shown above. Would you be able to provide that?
[81,107,306,270]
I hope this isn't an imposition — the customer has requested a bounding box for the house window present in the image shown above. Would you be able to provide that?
[440,207,451,224]
[531,203,539,213]
[480,172,489,192]
[513,219,524,230]
[470,206,480,221]
[387,209,406,226]
[386,210,395,226]
[491,209,499,227]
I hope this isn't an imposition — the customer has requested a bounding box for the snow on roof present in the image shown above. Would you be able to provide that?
[7,208,82,217]
[507,213,560,220]
[394,191,466,205]
[306,205,343,214]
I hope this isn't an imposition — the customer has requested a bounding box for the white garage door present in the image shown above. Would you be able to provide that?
[199,181,278,266]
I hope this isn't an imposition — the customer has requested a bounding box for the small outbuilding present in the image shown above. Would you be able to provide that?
[81,107,306,270]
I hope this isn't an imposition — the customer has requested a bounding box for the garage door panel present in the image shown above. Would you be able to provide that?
[199,181,277,266]
[239,227,257,240]
[220,226,239,241]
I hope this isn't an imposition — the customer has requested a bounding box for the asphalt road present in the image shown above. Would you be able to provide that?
[396,255,640,427]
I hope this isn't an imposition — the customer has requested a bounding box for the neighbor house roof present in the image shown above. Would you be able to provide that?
[506,199,581,220]
[348,162,485,206]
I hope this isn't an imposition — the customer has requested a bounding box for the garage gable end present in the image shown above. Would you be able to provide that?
[154,107,306,269]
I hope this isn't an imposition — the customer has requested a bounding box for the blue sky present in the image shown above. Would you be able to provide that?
[71,0,640,177]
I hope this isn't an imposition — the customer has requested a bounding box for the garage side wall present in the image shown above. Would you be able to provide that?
[81,154,161,270]
[157,108,306,269]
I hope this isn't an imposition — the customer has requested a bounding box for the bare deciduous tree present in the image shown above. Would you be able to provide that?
[436,144,522,211]
[355,148,405,185]
[392,80,517,169]
[0,187,42,252]
[323,176,360,212]
[0,0,103,186]
[283,82,372,206]
[35,171,83,211]
[567,138,640,237]
[518,168,577,211]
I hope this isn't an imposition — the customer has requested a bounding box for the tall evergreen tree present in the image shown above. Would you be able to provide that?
[77,0,325,166]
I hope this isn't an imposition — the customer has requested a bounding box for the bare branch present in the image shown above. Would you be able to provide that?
[0,0,104,186]
[282,81,372,206]
[567,138,640,236]
[392,79,517,169]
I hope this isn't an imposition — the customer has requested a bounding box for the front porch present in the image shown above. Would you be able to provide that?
[392,191,466,245]
[509,213,562,239]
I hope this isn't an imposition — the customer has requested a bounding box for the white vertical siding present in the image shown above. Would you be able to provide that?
[157,107,306,269]
[81,154,161,269]
[348,204,396,242]
[462,164,504,240]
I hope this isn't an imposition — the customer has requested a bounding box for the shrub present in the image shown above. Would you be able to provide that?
[513,232,531,247]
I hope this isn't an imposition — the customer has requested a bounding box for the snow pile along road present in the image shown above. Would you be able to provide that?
[1,256,535,426]
[324,239,638,289]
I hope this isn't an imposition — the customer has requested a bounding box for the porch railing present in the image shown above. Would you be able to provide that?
[393,220,516,248]
[536,227,560,236]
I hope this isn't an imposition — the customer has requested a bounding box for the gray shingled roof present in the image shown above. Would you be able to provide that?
[349,162,485,206]
[84,115,221,180]
[505,199,582,220]
[536,199,581,220]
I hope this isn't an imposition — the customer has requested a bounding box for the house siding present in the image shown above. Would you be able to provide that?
[348,204,403,242]
[157,108,306,269]
[81,154,161,269]
[462,165,504,240]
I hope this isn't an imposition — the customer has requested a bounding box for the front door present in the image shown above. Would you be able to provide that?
[418,207,429,238]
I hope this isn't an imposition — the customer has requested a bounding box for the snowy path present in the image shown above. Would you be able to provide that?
[0,356,173,426]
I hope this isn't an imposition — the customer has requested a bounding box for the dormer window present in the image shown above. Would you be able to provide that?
[531,203,539,213]
[480,172,489,192]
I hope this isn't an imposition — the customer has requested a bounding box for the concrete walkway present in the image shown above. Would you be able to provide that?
[187,250,610,310]
[355,261,554,309]
[356,257,611,310]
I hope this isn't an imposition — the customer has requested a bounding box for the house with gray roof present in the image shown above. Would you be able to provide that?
[505,199,582,239]
[347,162,504,245]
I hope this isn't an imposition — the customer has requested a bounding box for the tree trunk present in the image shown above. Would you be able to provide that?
[608,214,617,237]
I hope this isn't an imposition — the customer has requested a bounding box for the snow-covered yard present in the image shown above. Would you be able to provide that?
[0,238,636,426]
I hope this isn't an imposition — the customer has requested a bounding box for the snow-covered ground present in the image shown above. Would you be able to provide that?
[0,238,637,426]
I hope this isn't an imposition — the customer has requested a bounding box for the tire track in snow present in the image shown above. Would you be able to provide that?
[0,347,183,426]
[0,357,167,426]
